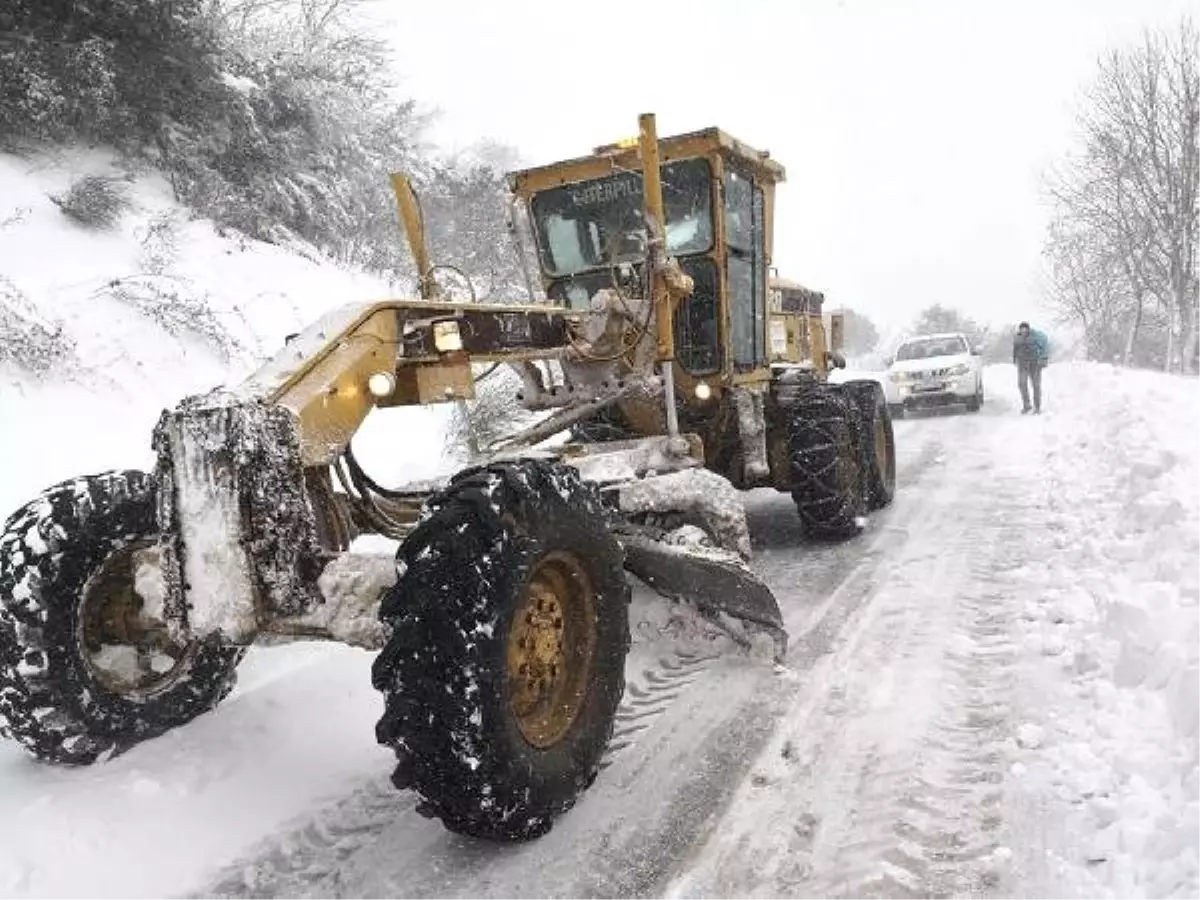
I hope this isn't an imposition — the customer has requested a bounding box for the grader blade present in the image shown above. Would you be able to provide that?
[617,526,788,663]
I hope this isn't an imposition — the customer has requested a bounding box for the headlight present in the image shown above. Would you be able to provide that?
[694,382,712,400]
[888,372,910,383]
[947,363,970,376]
[367,371,396,398]
[433,320,463,352]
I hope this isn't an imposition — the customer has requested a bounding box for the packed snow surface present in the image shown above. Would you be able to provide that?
[1,148,1197,898]
[668,362,1199,900]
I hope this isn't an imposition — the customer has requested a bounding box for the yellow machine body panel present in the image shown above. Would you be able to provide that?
[237,298,585,465]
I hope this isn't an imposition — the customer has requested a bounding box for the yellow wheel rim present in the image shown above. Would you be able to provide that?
[506,552,597,749]
[874,414,890,479]
[78,543,190,697]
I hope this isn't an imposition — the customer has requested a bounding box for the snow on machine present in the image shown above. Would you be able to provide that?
[0,114,895,841]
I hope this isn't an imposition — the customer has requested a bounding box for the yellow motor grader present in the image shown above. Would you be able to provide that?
[0,114,894,841]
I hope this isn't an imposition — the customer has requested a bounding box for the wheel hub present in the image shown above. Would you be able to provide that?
[79,543,190,697]
[506,553,597,749]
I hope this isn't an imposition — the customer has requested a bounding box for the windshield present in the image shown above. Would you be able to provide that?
[529,158,713,278]
[895,335,968,361]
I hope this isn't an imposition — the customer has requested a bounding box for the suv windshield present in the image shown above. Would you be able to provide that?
[529,158,713,278]
[895,335,968,361]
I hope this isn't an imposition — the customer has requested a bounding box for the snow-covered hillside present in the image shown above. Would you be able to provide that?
[0,149,454,522]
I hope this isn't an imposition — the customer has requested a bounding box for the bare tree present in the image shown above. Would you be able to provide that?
[1044,209,1144,362]
[1043,17,1198,373]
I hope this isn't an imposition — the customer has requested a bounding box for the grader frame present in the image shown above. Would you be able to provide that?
[169,112,860,654]
[242,116,848,485]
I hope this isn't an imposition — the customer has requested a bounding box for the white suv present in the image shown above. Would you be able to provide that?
[884,332,983,417]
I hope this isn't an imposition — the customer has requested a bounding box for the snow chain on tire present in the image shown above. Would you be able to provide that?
[0,470,245,765]
[840,379,897,511]
[787,385,867,539]
[372,458,631,841]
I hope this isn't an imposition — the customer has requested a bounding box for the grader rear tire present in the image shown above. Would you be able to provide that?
[372,459,630,841]
[0,471,245,764]
[788,385,867,540]
[841,379,897,511]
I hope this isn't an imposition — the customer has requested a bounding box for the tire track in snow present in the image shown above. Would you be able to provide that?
[196,642,721,899]
[666,418,1031,900]
[821,555,1019,899]
[603,649,718,765]
[659,442,953,898]
[199,774,411,899]
[801,492,1026,899]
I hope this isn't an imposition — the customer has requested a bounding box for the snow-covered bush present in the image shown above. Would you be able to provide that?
[0,0,219,152]
[0,275,78,376]
[136,211,182,275]
[48,174,131,230]
[95,274,249,363]
[0,1,524,292]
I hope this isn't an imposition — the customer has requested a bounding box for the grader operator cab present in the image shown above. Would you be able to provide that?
[0,114,895,842]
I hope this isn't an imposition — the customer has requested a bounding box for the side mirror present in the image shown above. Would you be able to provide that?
[971,346,982,356]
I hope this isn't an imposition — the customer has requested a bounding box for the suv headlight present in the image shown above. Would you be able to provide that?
[947,363,971,376]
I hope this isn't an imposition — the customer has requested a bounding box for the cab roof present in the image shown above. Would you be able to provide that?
[769,276,820,294]
[507,126,785,195]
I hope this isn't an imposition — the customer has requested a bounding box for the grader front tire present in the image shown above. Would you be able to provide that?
[0,471,244,765]
[372,459,630,841]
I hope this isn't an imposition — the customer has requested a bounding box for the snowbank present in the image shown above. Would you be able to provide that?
[1004,360,1199,898]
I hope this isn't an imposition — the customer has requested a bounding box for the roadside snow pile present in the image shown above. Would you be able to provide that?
[0,148,452,520]
[1006,361,1199,898]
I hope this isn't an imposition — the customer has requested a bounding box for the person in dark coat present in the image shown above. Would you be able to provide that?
[1012,321,1049,414]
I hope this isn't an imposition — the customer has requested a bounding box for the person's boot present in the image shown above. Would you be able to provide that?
[1021,406,1031,414]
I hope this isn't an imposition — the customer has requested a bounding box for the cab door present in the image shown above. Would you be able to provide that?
[723,163,767,373]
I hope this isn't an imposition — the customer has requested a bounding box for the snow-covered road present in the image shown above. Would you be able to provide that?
[669,365,1198,900]
[0,363,1195,900]
[671,395,1049,899]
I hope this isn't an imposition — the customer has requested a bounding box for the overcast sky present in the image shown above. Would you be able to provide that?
[372,0,1193,333]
